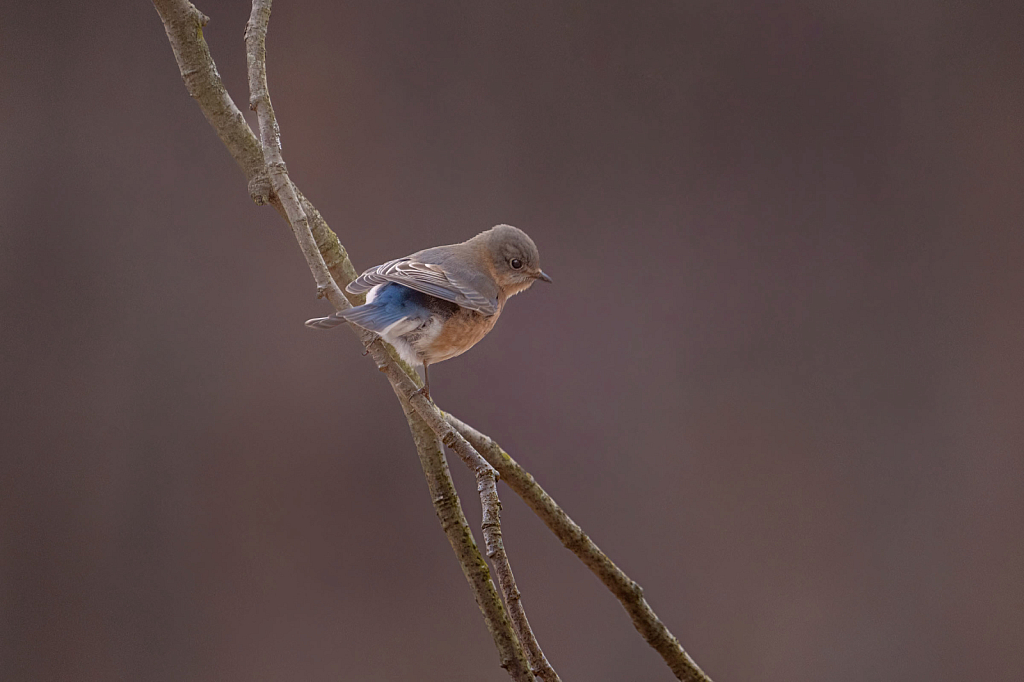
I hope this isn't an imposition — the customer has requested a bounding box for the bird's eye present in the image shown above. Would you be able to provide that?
[510,258,523,270]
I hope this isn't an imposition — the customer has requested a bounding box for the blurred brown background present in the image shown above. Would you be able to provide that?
[2,1,1022,680]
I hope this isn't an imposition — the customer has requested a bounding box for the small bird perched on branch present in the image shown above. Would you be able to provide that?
[306,224,551,399]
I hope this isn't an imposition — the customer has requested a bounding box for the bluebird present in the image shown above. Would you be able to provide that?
[306,224,551,399]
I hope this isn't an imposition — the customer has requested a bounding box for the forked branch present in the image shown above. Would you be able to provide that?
[240,2,537,679]
[151,1,710,680]
[447,416,711,682]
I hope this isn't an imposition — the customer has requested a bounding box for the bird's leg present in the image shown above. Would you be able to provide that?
[411,360,432,399]
[413,363,431,401]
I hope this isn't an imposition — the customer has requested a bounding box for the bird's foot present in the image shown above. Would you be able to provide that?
[361,334,379,356]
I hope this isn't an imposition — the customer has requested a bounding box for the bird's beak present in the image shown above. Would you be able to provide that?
[536,270,553,283]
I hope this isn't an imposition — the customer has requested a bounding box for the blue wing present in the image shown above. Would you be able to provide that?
[305,283,429,335]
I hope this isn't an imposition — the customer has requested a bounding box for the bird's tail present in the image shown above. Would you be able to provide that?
[304,311,350,330]
[305,303,413,335]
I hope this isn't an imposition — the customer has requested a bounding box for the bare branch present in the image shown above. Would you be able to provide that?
[152,0,268,203]
[377,358,559,679]
[153,1,532,678]
[375,347,535,680]
[447,415,712,682]
[152,0,357,288]
[241,4,534,679]
[243,0,346,309]
[478,469,562,682]
[152,2,711,681]
[394,394,535,679]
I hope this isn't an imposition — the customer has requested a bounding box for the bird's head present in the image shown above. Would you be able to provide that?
[475,224,552,296]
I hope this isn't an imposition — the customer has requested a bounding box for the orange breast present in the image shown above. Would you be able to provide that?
[423,306,502,364]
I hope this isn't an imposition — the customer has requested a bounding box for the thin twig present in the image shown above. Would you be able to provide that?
[152,0,358,295]
[153,1,532,678]
[447,415,712,682]
[152,0,269,203]
[375,352,537,680]
[244,0,345,307]
[384,376,559,680]
[152,2,711,680]
[478,469,562,681]
[394,393,537,679]
[240,3,532,679]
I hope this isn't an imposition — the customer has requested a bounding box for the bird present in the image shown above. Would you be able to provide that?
[305,224,551,399]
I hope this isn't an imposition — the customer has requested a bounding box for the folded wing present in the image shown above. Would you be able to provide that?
[346,258,497,315]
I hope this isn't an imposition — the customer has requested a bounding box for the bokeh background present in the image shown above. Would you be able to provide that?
[2,1,1023,680]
